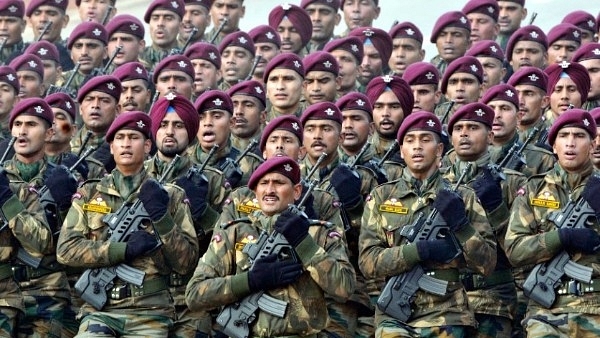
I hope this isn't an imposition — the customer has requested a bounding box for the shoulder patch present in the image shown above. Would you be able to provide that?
[516,186,526,196]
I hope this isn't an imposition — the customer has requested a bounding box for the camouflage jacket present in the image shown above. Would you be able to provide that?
[359,169,496,327]
[489,133,556,178]
[56,69,87,97]
[265,100,306,122]
[185,211,355,337]
[230,127,263,157]
[70,126,109,179]
[341,139,405,182]
[517,116,552,147]
[583,99,600,111]
[434,101,456,126]
[140,45,170,72]
[430,54,449,78]
[0,40,23,64]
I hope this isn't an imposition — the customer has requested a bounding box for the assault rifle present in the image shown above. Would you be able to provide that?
[489,126,540,181]
[376,162,471,322]
[522,196,596,308]
[46,62,81,98]
[170,26,198,55]
[74,155,180,310]
[244,55,262,81]
[0,137,16,232]
[220,139,259,189]
[209,18,229,44]
[88,45,122,77]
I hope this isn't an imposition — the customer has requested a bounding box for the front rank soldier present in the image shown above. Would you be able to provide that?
[359,111,496,337]
[57,112,199,337]
[268,3,312,56]
[186,156,355,337]
[142,0,185,71]
[505,109,600,337]
[0,0,26,64]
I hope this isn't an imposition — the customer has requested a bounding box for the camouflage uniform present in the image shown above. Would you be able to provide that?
[359,168,496,337]
[430,55,449,78]
[433,101,457,126]
[489,134,556,178]
[369,133,398,160]
[70,126,109,179]
[265,104,306,122]
[0,41,24,64]
[185,209,356,337]
[231,128,263,157]
[517,117,552,147]
[583,100,600,111]
[56,169,199,337]
[505,161,600,337]
[55,70,87,97]
[339,139,405,183]
[140,46,170,72]
[4,157,70,338]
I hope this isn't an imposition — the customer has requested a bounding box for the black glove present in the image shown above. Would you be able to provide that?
[248,254,303,292]
[175,175,208,220]
[558,228,600,254]
[432,189,469,232]
[473,168,503,212]
[581,175,600,214]
[60,152,89,180]
[362,160,388,185]
[92,142,116,173]
[274,209,310,247]
[416,238,460,263]
[330,164,362,207]
[138,179,169,221]
[296,181,318,219]
[44,165,78,210]
[0,171,13,206]
[125,230,160,262]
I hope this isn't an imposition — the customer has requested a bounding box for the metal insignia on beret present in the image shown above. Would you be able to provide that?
[107,82,115,90]
[588,20,595,28]
[266,32,275,39]
[459,16,467,24]
[254,86,263,94]
[425,72,434,80]
[137,120,146,128]
[284,164,292,172]
[488,6,494,13]
[559,60,570,69]
[281,3,291,10]
[55,0,63,3]
[405,28,415,36]
[28,60,37,68]
[325,108,335,115]
[171,1,179,8]
[426,119,436,127]
[351,44,359,52]
[293,60,301,68]
[530,30,539,39]
[584,119,590,127]
[6,74,15,81]
[213,98,223,106]
[66,102,72,109]
[291,122,299,130]
[38,48,48,56]
[593,48,600,56]
[178,60,187,68]
[135,67,143,74]
[356,99,365,106]
[475,108,485,116]
[505,89,514,97]
[238,36,247,44]
[130,23,139,31]
[363,28,374,37]
[573,30,580,38]
[490,45,498,53]
[165,92,176,100]
[470,64,478,72]
[382,74,393,83]
[34,105,44,114]
[528,73,539,81]
[8,5,17,13]
[92,28,102,36]
[323,60,332,68]
[209,52,217,60]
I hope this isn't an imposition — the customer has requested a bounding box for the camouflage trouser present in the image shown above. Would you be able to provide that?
[376,320,471,338]
[17,295,66,338]
[511,289,527,338]
[356,315,375,338]
[320,301,357,338]
[524,312,600,338]
[169,305,211,338]
[0,307,20,337]
[62,288,85,338]
[76,311,173,337]
[474,313,512,338]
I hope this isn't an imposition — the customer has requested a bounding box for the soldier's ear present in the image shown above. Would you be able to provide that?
[293,183,302,200]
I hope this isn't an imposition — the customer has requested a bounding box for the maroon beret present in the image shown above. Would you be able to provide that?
[184,42,221,69]
[300,101,342,126]
[0,66,19,94]
[218,31,255,57]
[144,0,185,23]
[150,93,199,141]
[300,0,341,11]
[26,0,67,17]
[366,75,414,116]
[9,54,44,81]
[194,89,233,114]
[260,115,303,152]
[336,92,372,116]
[106,14,145,40]
[448,102,494,134]
[112,62,150,83]
[507,66,548,92]
[67,22,108,50]
[397,111,442,144]
[45,92,76,122]
[462,0,499,22]
[303,51,339,76]
[402,62,440,86]
[466,40,505,62]
[389,21,423,44]
[562,10,597,34]
[24,41,59,63]
[248,25,281,49]
[590,107,600,125]
[481,83,519,109]
[106,111,153,143]
[545,61,591,103]
[323,36,363,65]
[348,27,393,65]
[184,0,213,9]
[548,109,596,146]
[0,0,24,18]
[263,52,305,83]
[340,0,378,9]
[268,4,313,48]
[248,156,300,190]
[499,0,524,5]
[10,97,53,128]
[506,25,548,60]
[440,56,484,94]
[152,55,195,83]
[547,23,582,46]
[572,43,600,62]
[430,11,471,43]
[77,75,122,103]
[227,80,266,107]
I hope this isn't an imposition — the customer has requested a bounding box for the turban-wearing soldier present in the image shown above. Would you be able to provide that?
[268,3,312,57]
[544,61,590,125]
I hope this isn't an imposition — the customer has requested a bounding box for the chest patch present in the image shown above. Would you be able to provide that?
[83,197,112,214]
[530,190,560,209]
[236,198,260,214]
[378,198,408,214]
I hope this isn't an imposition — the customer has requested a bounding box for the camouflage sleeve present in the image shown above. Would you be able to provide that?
[6,195,53,256]
[217,187,246,225]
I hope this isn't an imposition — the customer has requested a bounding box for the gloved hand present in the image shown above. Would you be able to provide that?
[248,254,303,292]
[473,168,503,212]
[274,209,310,247]
[175,175,208,220]
[45,165,78,210]
[558,228,600,254]
[91,142,116,173]
[60,152,89,180]
[416,238,460,263]
[125,230,160,262]
[581,175,600,214]
[139,179,169,221]
[330,164,362,208]
[0,171,13,206]
[362,160,388,185]
[296,181,318,219]
[432,189,469,232]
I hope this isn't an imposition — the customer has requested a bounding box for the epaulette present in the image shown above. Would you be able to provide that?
[503,168,526,177]
[526,143,554,156]
[220,217,251,229]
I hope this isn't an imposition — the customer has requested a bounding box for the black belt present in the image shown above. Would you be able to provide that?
[425,268,460,282]
[168,272,191,287]
[461,269,514,291]
[12,264,59,283]
[109,278,168,300]
[0,263,12,280]
[557,279,600,296]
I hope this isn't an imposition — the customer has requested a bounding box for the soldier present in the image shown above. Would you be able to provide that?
[348,26,392,92]
[303,51,340,105]
[505,109,600,337]
[402,62,442,114]
[429,11,472,77]
[218,30,255,91]
[7,98,76,337]
[228,80,266,152]
[106,14,147,69]
[462,0,500,43]
[184,42,222,99]
[495,0,528,51]
[0,0,26,64]
[388,22,425,77]
[263,52,306,121]
[591,107,600,170]
[142,0,185,71]
[248,25,281,86]
[323,36,363,97]
[186,156,355,337]
[205,0,245,46]
[112,62,152,113]
[301,0,341,53]
[75,0,115,24]
[0,66,19,140]
[546,23,581,65]
[544,61,590,125]
[562,10,598,45]
[572,42,600,111]
[178,0,212,48]
[339,0,380,36]
[465,40,506,95]
[359,110,496,337]
[57,111,198,337]
[268,3,312,56]
[153,54,195,100]
[435,56,484,123]
[9,53,44,99]
[24,41,62,91]
[506,25,547,74]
